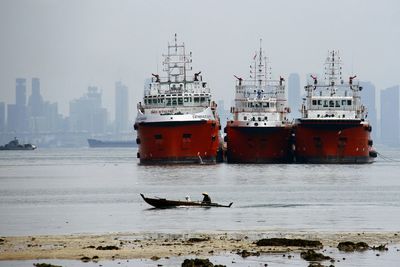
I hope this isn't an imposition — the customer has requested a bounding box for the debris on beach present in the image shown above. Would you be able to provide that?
[33,264,62,267]
[187,237,209,243]
[337,241,369,252]
[300,249,333,261]
[371,244,388,251]
[181,258,226,267]
[80,256,91,262]
[255,238,322,248]
[236,249,260,258]
[96,245,119,250]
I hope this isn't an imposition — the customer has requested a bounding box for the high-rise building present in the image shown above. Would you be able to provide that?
[28,77,43,116]
[0,102,5,132]
[287,73,301,120]
[115,81,129,133]
[380,86,400,146]
[8,78,28,132]
[360,81,378,141]
[69,86,108,133]
[16,78,26,107]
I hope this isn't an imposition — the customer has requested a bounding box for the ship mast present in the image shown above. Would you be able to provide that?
[324,50,343,96]
[162,34,193,89]
[250,39,270,91]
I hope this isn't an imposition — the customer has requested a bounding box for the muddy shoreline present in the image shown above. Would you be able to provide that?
[1,231,399,261]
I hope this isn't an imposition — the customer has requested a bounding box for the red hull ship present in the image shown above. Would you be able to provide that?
[294,51,376,164]
[134,35,220,164]
[225,41,292,163]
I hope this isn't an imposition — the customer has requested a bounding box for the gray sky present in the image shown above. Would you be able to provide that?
[0,0,399,120]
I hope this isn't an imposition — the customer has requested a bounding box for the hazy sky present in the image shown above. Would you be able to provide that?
[0,0,399,120]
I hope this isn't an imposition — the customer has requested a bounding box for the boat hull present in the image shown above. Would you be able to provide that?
[294,119,374,164]
[225,123,293,163]
[140,194,232,208]
[136,120,220,164]
[87,139,136,148]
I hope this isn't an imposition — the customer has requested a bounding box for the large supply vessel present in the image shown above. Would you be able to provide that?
[134,35,221,164]
[224,42,292,163]
[87,139,136,148]
[294,51,376,163]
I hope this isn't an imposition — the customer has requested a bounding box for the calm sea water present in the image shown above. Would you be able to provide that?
[1,147,400,266]
[1,147,400,236]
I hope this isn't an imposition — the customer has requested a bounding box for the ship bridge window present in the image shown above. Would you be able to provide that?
[318,100,322,105]
[263,102,269,107]
[172,99,177,105]
[194,97,200,103]
[329,100,334,107]
[152,99,157,104]
[200,97,205,102]
[258,117,262,121]
[335,100,340,107]
[243,116,247,120]
[184,97,189,103]
[342,100,346,105]
[312,100,317,105]
[178,98,183,105]
[347,100,352,105]
[323,100,328,107]
[166,98,171,106]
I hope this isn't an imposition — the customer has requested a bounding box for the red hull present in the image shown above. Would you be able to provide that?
[294,119,374,164]
[136,120,220,164]
[225,124,293,163]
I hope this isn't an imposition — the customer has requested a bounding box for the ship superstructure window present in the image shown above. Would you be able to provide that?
[312,100,317,105]
[347,100,352,105]
[243,116,247,120]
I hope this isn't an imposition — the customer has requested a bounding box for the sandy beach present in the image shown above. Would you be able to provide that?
[1,231,399,261]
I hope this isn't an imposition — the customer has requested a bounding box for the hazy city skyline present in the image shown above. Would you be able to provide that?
[1,0,399,120]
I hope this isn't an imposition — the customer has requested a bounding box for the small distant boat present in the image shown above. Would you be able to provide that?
[87,138,136,148]
[140,193,233,208]
[0,137,36,151]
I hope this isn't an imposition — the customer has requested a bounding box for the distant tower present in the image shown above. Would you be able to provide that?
[287,73,301,120]
[0,102,5,132]
[16,78,26,107]
[28,77,44,116]
[380,86,400,145]
[115,81,129,133]
[359,81,378,141]
[9,78,29,132]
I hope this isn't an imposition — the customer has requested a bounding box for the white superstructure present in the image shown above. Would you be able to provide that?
[301,50,367,121]
[230,40,290,127]
[136,34,217,123]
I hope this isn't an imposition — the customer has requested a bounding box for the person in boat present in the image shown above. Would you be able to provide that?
[202,192,211,204]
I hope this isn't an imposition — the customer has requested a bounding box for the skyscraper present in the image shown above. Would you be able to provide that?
[360,81,378,141]
[8,78,28,132]
[380,86,400,146]
[115,81,129,133]
[0,102,5,132]
[16,78,26,107]
[28,77,43,116]
[69,86,107,133]
[287,73,301,120]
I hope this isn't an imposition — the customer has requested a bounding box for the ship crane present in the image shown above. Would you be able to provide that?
[194,71,202,81]
[234,75,243,86]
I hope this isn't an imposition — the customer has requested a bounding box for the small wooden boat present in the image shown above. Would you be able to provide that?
[140,194,233,208]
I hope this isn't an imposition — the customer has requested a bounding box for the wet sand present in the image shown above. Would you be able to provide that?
[1,231,399,261]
